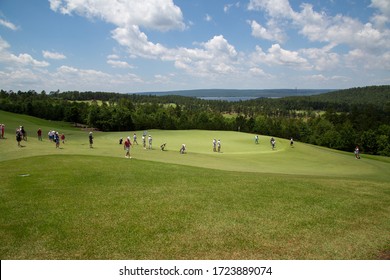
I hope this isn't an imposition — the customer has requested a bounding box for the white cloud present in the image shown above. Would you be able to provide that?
[370,0,390,18]
[202,35,237,57]
[107,59,133,69]
[111,25,168,59]
[49,0,185,32]
[205,14,212,22]
[249,67,273,78]
[371,14,389,28]
[48,66,143,91]
[252,44,311,70]
[224,4,232,13]
[0,19,18,31]
[248,0,294,18]
[294,4,390,51]
[249,20,285,43]
[248,1,390,53]
[344,48,390,70]
[268,44,310,68]
[11,53,49,67]
[0,37,11,52]
[107,54,119,60]
[43,50,66,60]
[301,44,340,71]
[153,73,176,85]
[305,74,350,83]
[224,3,240,13]
[172,35,239,77]
[0,37,49,67]
[248,0,390,73]
[0,69,43,89]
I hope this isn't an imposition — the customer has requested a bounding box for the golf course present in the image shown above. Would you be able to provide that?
[1,109,389,259]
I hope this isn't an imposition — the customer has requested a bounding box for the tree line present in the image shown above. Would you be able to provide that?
[1,86,389,156]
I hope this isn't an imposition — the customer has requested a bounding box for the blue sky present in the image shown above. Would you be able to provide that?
[0,0,389,93]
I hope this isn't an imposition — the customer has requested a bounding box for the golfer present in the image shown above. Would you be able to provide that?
[89,132,93,148]
[148,135,152,149]
[354,146,360,159]
[180,144,186,154]
[124,136,132,158]
[133,133,138,145]
[270,137,276,150]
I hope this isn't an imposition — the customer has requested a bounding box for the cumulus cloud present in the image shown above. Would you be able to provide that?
[111,25,168,59]
[294,3,390,52]
[248,0,390,52]
[370,0,390,18]
[107,54,120,60]
[173,35,239,77]
[50,66,143,91]
[107,59,133,69]
[48,0,247,82]
[249,67,273,79]
[251,44,311,70]
[300,44,340,71]
[43,50,66,60]
[0,18,18,31]
[0,37,49,67]
[49,0,185,32]
[248,0,390,74]
[248,0,294,18]
[249,20,285,43]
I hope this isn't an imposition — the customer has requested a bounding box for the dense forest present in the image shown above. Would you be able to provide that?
[1,86,390,156]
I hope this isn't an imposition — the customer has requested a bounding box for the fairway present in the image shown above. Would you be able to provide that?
[1,110,390,259]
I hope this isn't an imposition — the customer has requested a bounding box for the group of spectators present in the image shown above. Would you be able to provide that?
[212,139,222,152]
[119,132,191,158]
[11,126,65,148]
[47,130,66,148]
[120,132,152,158]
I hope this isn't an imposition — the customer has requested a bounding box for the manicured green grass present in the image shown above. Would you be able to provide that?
[1,110,389,259]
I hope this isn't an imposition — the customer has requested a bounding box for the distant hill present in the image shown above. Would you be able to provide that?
[134,88,335,98]
[306,85,390,107]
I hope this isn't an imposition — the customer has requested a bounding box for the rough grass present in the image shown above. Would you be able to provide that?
[1,110,389,259]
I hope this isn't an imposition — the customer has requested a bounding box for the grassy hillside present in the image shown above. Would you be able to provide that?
[1,110,389,259]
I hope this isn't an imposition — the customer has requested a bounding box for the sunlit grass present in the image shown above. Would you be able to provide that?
[1,110,389,259]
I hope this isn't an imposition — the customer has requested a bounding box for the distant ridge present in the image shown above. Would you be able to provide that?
[305,85,390,107]
[133,88,335,98]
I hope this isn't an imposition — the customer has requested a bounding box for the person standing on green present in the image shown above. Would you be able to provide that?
[124,136,132,158]
[89,132,93,148]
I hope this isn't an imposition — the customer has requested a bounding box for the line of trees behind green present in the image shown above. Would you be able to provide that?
[1,86,389,156]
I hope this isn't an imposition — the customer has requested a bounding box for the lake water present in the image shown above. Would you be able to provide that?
[199,96,261,102]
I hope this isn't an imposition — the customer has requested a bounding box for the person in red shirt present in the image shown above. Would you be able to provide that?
[37,128,42,141]
[124,136,132,158]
